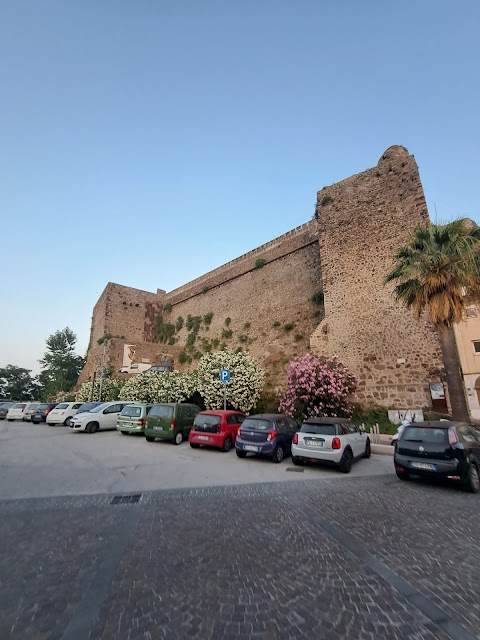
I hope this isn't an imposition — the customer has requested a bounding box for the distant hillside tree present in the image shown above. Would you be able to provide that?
[0,365,41,400]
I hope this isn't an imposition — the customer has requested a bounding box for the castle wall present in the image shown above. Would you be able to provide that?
[310,146,444,408]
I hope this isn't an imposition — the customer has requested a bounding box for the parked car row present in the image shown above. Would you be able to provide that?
[0,400,103,424]
[67,401,370,473]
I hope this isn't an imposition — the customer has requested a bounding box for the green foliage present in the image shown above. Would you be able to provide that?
[273,321,281,327]
[351,406,394,432]
[200,337,212,353]
[203,312,213,326]
[238,334,248,343]
[163,303,173,313]
[243,322,251,329]
[185,333,196,352]
[320,195,333,206]
[97,333,125,345]
[251,389,280,414]
[234,347,243,353]
[224,317,231,327]
[212,338,220,349]
[168,337,175,345]
[178,351,189,364]
[194,351,202,360]
[255,258,266,269]
[0,365,41,400]
[175,316,184,332]
[312,310,322,318]
[221,328,233,339]
[186,314,202,333]
[76,376,124,402]
[294,334,304,342]
[310,291,324,306]
[201,286,209,294]
[156,316,176,344]
[39,327,85,396]
[283,322,294,333]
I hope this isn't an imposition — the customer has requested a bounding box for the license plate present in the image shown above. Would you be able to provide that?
[306,440,323,447]
[244,445,259,452]
[153,426,163,431]
[411,462,435,470]
[197,435,210,441]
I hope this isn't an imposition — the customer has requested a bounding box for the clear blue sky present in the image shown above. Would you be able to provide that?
[1,0,479,374]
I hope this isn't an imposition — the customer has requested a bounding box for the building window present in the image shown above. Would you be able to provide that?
[473,341,480,354]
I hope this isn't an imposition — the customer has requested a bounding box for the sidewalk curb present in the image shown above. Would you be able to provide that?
[371,443,394,456]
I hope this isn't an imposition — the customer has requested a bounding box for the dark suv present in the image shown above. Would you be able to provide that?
[394,421,480,492]
[235,414,298,463]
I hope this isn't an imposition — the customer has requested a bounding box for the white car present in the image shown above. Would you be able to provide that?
[23,403,41,421]
[47,402,85,427]
[291,417,371,473]
[70,401,133,433]
[119,363,152,374]
[6,402,29,421]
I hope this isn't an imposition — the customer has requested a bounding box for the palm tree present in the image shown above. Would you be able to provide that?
[385,218,480,421]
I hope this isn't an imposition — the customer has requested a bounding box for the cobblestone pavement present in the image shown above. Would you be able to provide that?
[1,475,479,640]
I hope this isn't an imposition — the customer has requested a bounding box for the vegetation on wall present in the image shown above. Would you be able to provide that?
[175,316,184,332]
[156,316,176,344]
[221,328,233,339]
[310,291,324,306]
[203,312,213,326]
[163,303,173,313]
[224,317,231,327]
[255,258,266,269]
[283,322,294,333]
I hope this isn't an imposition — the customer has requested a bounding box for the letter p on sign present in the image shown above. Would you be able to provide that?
[220,369,230,382]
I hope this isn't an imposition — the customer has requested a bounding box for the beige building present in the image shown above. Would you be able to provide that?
[454,307,480,420]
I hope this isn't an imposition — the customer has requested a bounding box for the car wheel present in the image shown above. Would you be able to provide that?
[236,449,247,458]
[339,449,353,473]
[145,436,155,442]
[364,439,371,459]
[291,455,303,466]
[86,422,97,434]
[395,470,410,481]
[190,442,200,449]
[65,417,73,427]
[273,445,284,463]
[174,431,183,445]
[7,419,14,422]
[222,437,233,452]
[464,463,480,493]
[120,431,129,435]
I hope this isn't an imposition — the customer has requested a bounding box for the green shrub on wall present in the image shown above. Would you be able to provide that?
[156,316,175,344]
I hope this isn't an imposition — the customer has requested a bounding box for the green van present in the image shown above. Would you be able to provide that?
[144,403,201,445]
[116,403,153,435]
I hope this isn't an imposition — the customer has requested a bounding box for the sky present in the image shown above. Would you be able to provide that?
[1,0,479,375]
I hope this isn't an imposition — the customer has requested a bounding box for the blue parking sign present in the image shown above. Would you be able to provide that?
[220,369,230,382]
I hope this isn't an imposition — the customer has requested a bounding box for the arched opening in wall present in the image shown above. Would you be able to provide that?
[474,377,480,406]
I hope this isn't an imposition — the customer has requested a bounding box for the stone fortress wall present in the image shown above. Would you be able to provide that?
[79,146,445,410]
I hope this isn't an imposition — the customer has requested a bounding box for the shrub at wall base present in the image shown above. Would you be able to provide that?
[119,370,198,404]
[76,377,124,402]
[279,353,357,421]
[196,350,265,413]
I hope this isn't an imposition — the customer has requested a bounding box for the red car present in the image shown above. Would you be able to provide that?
[189,410,246,452]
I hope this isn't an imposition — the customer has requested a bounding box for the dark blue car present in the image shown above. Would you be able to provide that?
[235,413,298,463]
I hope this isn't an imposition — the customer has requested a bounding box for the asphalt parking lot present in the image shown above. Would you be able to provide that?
[0,421,393,500]
[2,420,479,640]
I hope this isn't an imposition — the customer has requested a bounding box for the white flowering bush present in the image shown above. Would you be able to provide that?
[119,370,198,403]
[76,377,124,402]
[196,350,265,413]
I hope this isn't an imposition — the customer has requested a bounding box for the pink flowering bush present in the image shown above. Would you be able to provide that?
[278,353,357,421]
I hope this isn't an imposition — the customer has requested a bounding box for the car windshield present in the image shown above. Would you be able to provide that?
[194,415,221,427]
[403,427,448,444]
[241,419,273,431]
[55,403,69,409]
[121,406,142,417]
[89,403,109,413]
[149,405,174,418]
[301,423,337,435]
[77,402,101,413]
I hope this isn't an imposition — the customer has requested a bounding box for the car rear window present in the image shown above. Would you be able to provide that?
[149,405,174,418]
[241,418,274,431]
[301,423,337,435]
[194,415,221,427]
[403,427,447,444]
[121,406,142,417]
[36,404,50,410]
[13,403,26,409]
[56,403,69,409]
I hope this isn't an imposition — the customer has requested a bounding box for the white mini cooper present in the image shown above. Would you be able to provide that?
[291,417,371,473]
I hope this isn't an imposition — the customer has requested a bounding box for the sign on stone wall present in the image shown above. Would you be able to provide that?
[123,344,136,367]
